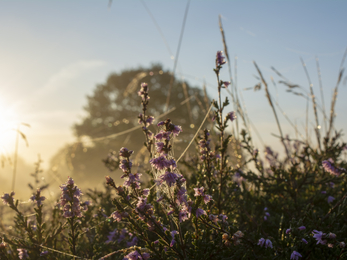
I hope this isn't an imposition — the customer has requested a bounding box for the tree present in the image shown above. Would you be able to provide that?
[50,64,211,184]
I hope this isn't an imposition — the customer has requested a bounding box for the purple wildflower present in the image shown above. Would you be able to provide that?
[142,188,150,197]
[328,182,335,188]
[312,230,327,245]
[203,194,212,204]
[119,159,132,173]
[302,238,308,244]
[290,251,302,260]
[138,114,154,126]
[253,149,259,157]
[327,232,336,239]
[219,214,228,223]
[258,238,273,248]
[265,146,278,165]
[135,197,153,220]
[223,81,230,88]
[123,173,141,189]
[227,111,237,122]
[138,82,149,101]
[298,226,306,231]
[127,236,138,247]
[216,51,226,67]
[177,187,187,204]
[40,251,49,256]
[105,175,114,186]
[59,177,83,218]
[154,131,171,141]
[158,171,178,187]
[119,147,134,157]
[118,229,127,243]
[111,211,126,222]
[29,188,46,207]
[196,208,206,218]
[233,171,244,185]
[150,156,172,170]
[209,214,219,223]
[193,187,212,204]
[155,142,165,154]
[286,228,291,234]
[178,209,189,222]
[328,196,335,203]
[322,159,345,176]
[1,192,15,206]
[172,125,182,136]
[145,116,154,126]
[124,250,150,260]
[106,228,117,244]
[194,187,205,196]
[17,249,29,259]
[170,230,179,247]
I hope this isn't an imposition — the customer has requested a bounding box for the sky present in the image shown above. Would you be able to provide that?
[0,0,346,178]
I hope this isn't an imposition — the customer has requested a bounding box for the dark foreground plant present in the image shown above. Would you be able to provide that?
[0,50,346,260]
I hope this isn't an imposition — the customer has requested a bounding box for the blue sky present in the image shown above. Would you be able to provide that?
[0,0,346,169]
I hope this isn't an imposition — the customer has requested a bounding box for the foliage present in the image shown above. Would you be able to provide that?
[50,64,210,184]
[1,51,347,260]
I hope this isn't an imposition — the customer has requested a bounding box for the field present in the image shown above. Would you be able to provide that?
[0,2,347,260]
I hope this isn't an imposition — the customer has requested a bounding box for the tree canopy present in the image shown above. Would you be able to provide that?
[50,64,211,184]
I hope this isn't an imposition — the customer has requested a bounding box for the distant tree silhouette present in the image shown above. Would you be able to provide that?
[50,64,211,184]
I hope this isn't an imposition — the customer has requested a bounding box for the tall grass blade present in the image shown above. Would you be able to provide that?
[165,0,191,111]
[300,57,321,151]
[253,61,289,157]
[316,56,328,133]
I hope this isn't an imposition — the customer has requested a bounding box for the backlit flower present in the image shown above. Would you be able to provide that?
[312,230,326,245]
[290,251,302,260]
[216,51,226,67]
[322,159,345,176]
[17,249,29,259]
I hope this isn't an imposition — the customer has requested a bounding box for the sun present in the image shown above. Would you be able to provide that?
[0,100,19,149]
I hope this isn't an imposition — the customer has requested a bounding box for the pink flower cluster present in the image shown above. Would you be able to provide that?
[312,230,328,245]
[226,111,236,122]
[124,250,150,260]
[199,130,214,161]
[216,51,226,67]
[193,187,212,204]
[322,158,345,177]
[263,207,270,221]
[257,238,273,248]
[137,82,149,101]
[29,188,46,207]
[118,147,143,190]
[290,251,302,260]
[59,177,84,218]
[150,156,176,170]
[17,248,29,259]
[1,191,15,206]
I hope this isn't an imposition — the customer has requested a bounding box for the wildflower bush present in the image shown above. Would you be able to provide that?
[1,51,347,260]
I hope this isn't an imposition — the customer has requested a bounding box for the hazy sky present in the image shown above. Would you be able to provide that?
[0,0,346,171]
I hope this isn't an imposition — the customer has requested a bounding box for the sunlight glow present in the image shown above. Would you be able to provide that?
[0,99,19,149]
